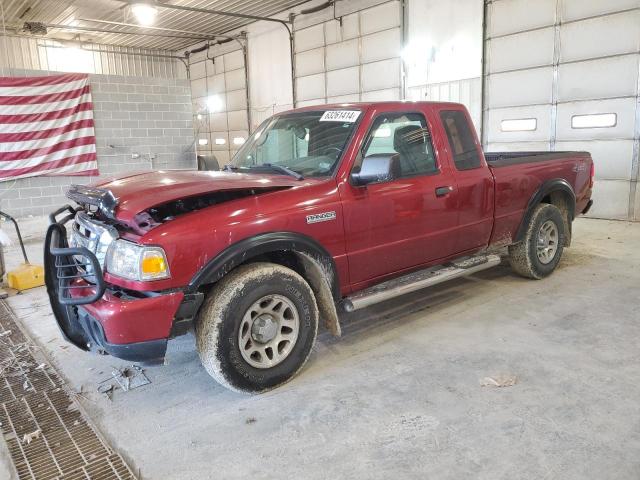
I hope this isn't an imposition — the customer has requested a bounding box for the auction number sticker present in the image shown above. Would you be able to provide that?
[320,110,361,122]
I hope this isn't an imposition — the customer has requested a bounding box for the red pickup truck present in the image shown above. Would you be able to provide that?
[45,101,593,393]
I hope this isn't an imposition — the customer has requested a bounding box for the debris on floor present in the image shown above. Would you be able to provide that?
[98,384,116,401]
[97,365,151,399]
[22,429,42,444]
[113,365,151,391]
[480,374,518,388]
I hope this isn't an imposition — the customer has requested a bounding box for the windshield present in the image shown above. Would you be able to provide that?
[231,110,361,178]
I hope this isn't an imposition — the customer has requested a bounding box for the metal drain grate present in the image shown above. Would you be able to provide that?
[56,454,135,480]
[0,300,138,480]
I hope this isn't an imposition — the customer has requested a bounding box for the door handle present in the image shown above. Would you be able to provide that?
[435,186,454,197]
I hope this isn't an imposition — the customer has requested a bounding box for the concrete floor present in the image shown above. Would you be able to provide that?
[1,216,639,479]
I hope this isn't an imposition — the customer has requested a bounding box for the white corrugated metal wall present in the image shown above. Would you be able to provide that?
[484,0,640,220]
[189,46,250,165]
[404,0,484,131]
[294,1,403,106]
[0,35,185,78]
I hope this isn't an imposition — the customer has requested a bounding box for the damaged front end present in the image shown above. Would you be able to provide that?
[44,208,181,365]
[132,187,287,234]
[66,184,118,220]
[44,179,290,364]
[43,190,185,365]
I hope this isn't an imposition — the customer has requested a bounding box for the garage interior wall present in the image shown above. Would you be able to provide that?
[189,44,250,166]
[187,0,406,165]
[484,0,640,221]
[0,35,186,79]
[293,0,403,106]
[0,34,194,218]
[0,68,195,218]
[404,0,483,131]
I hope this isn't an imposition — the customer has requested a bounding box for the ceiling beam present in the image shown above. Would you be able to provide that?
[116,0,292,27]
[25,22,215,41]
[78,18,240,42]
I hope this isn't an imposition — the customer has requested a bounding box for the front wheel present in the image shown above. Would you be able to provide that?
[508,203,566,279]
[196,262,318,393]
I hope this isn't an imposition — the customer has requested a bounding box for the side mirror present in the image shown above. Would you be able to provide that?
[350,154,400,186]
[197,154,220,171]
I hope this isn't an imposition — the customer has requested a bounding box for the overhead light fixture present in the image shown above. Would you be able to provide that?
[131,2,158,26]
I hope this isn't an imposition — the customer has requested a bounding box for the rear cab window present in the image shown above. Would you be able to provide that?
[439,110,481,170]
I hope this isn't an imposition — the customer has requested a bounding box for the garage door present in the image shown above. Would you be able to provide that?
[293,0,403,106]
[484,0,640,220]
[190,48,249,166]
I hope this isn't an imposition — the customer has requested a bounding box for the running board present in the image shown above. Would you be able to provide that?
[342,254,502,312]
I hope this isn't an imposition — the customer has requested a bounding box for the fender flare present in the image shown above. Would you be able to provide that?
[186,232,342,336]
[514,178,576,243]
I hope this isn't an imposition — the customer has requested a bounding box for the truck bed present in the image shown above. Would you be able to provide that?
[485,150,593,247]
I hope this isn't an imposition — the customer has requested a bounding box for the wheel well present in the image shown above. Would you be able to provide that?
[251,251,305,277]
[198,248,342,337]
[540,190,573,246]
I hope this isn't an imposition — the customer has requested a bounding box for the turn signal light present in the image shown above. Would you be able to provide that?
[141,251,168,277]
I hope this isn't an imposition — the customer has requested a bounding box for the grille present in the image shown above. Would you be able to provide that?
[0,300,137,480]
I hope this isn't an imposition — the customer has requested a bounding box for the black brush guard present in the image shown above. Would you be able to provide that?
[44,205,106,350]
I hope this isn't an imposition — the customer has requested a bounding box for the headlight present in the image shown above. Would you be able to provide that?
[105,240,170,281]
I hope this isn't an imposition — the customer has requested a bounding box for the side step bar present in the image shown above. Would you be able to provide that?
[342,254,502,312]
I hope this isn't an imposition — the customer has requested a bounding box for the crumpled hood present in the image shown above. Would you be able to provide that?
[94,170,299,225]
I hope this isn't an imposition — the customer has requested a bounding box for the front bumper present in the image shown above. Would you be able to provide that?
[44,207,191,365]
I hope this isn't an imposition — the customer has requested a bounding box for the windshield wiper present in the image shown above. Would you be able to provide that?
[224,162,304,180]
[255,163,304,180]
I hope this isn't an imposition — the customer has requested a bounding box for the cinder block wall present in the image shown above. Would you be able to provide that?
[0,69,196,219]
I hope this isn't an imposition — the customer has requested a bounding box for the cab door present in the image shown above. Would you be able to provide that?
[435,107,494,252]
[339,107,460,288]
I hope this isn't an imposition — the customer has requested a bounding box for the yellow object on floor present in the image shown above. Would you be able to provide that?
[7,263,45,291]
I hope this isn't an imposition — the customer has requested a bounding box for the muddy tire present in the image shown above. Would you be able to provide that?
[508,203,566,279]
[195,262,318,393]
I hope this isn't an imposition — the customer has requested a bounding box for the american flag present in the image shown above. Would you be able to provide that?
[0,73,99,182]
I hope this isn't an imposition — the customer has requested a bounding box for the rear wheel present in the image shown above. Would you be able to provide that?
[196,262,318,393]
[508,203,566,279]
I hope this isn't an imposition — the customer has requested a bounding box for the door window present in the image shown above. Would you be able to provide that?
[361,112,438,178]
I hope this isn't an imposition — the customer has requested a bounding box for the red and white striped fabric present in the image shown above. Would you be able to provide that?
[0,73,99,182]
